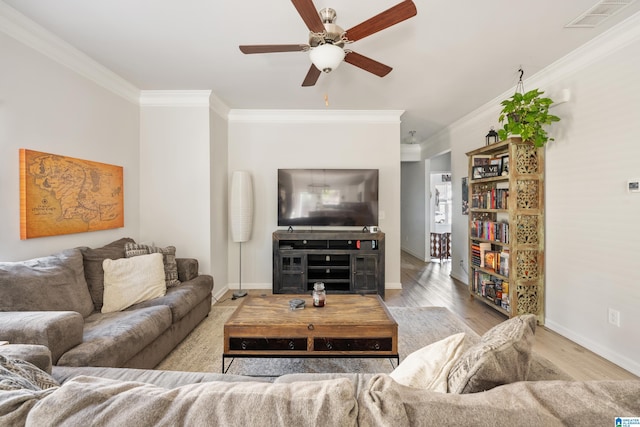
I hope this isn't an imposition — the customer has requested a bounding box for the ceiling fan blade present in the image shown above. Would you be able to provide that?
[344,51,392,77]
[291,0,325,34]
[345,0,417,42]
[302,64,321,86]
[239,44,308,54]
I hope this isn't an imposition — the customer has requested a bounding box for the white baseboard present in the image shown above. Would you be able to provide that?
[212,286,228,304]
[385,282,402,290]
[401,247,428,262]
[227,282,272,290]
[545,319,640,377]
[449,271,468,285]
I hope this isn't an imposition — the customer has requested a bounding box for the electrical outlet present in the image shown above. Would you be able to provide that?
[608,308,621,327]
[459,260,464,266]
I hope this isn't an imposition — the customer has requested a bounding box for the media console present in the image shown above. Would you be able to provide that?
[272,230,385,298]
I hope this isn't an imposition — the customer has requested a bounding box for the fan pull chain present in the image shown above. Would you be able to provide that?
[324,94,329,106]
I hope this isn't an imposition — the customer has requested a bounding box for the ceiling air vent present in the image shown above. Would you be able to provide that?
[566,0,637,28]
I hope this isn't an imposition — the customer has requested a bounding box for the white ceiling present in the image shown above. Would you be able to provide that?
[4,0,640,141]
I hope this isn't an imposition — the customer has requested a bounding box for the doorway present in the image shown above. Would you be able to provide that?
[429,171,452,263]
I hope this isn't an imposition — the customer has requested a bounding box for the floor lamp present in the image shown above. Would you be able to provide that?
[230,171,253,298]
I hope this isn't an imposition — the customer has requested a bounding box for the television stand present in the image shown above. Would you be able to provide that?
[272,230,385,298]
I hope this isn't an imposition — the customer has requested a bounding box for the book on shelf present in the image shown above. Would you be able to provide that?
[478,242,491,267]
[472,270,511,308]
[469,221,509,243]
[493,278,504,298]
[499,250,510,276]
[484,282,497,300]
[470,220,509,243]
[484,250,499,272]
[472,187,509,209]
[471,243,481,267]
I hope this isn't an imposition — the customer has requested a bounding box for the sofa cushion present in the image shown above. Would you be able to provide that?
[0,312,84,365]
[447,314,536,394]
[0,249,94,318]
[126,275,213,322]
[29,375,358,427]
[57,306,172,368]
[125,243,181,287]
[358,374,640,427]
[101,253,166,313]
[390,332,466,392]
[52,365,266,388]
[176,258,199,282]
[80,237,135,312]
[0,345,53,374]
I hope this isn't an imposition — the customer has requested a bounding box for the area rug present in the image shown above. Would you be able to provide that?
[157,305,477,376]
[157,304,570,379]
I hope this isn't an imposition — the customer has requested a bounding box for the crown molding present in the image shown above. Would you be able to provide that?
[0,1,140,104]
[527,9,640,89]
[228,109,404,124]
[429,10,640,144]
[139,90,213,107]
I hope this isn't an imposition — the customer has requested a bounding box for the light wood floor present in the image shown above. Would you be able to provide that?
[219,251,637,381]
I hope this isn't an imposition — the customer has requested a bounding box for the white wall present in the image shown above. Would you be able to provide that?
[0,31,140,261]
[401,161,427,260]
[139,91,212,273]
[424,13,640,375]
[544,37,640,376]
[401,143,452,261]
[227,110,403,290]
[209,100,229,298]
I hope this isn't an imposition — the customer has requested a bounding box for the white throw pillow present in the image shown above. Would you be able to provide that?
[390,332,466,392]
[101,253,166,313]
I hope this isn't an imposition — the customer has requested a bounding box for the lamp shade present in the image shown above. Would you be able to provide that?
[229,171,254,243]
[309,43,345,73]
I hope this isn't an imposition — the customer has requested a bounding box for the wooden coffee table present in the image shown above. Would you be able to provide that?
[222,294,398,373]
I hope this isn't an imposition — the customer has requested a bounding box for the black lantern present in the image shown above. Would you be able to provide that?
[486,127,499,145]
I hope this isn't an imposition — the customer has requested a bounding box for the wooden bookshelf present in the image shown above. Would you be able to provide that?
[466,137,545,324]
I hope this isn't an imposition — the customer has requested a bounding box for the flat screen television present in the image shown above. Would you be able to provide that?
[278,169,379,227]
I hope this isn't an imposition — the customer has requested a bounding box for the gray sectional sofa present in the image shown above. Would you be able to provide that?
[1,336,639,426]
[0,238,213,369]
[2,241,639,425]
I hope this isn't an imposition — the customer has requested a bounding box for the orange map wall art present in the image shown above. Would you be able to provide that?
[20,149,124,239]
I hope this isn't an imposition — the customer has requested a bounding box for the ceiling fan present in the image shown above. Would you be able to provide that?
[239,0,417,87]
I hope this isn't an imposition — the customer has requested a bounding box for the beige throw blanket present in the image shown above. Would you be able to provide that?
[26,375,358,427]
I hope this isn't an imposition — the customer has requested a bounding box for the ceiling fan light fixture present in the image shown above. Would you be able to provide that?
[309,43,345,73]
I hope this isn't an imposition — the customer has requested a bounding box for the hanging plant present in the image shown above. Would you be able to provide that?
[497,88,560,148]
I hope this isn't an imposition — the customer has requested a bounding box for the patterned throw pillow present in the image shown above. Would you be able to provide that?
[124,243,181,287]
[447,314,537,394]
[0,355,59,391]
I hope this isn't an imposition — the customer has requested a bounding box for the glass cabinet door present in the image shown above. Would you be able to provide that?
[278,252,306,293]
